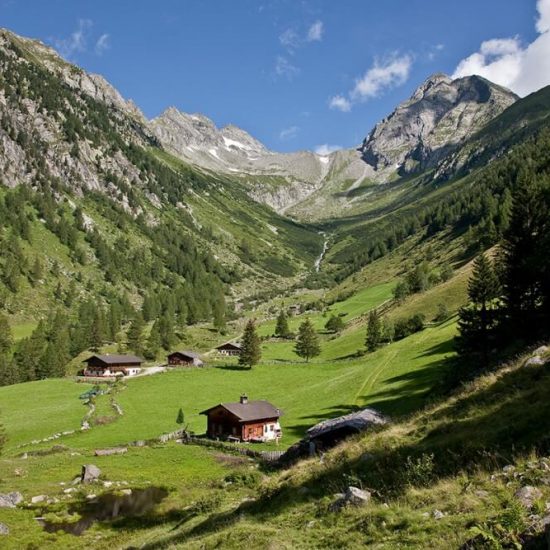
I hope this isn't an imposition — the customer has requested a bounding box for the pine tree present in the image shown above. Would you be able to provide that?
[176,407,185,426]
[145,320,161,360]
[294,318,320,362]
[457,253,501,367]
[0,314,12,355]
[127,314,145,355]
[501,171,549,338]
[0,354,19,386]
[239,319,261,369]
[365,310,382,352]
[325,314,344,333]
[274,310,291,338]
[90,308,105,352]
[159,314,175,350]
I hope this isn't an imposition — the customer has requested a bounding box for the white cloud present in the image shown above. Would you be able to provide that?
[329,53,412,113]
[53,18,92,59]
[452,0,550,96]
[329,94,352,112]
[95,33,110,55]
[279,28,300,50]
[52,19,110,60]
[351,54,412,100]
[274,56,300,80]
[307,20,323,42]
[279,125,299,140]
[315,144,341,155]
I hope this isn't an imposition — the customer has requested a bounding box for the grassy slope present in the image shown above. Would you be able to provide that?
[144,346,550,550]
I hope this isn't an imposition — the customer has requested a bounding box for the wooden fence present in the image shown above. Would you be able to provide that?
[182,436,285,463]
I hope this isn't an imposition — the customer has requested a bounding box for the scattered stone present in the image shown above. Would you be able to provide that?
[103,481,113,488]
[94,447,127,457]
[422,512,430,518]
[433,510,445,520]
[14,469,24,477]
[0,522,8,535]
[63,488,77,494]
[31,495,46,504]
[515,486,542,508]
[120,489,132,496]
[86,494,97,500]
[0,492,23,508]
[20,453,28,460]
[81,421,90,431]
[47,498,59,504]
[475,490,490,498]
[81,464,101,483]
[306,520,316,529]
[503,465,515,474]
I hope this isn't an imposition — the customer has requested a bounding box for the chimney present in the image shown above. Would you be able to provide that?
[240,394,248,404]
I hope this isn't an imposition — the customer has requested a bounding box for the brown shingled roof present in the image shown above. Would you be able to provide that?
[84,354,142,365]
[200,400,281,422]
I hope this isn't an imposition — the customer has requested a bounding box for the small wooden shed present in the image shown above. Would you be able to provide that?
[167,351,204,367]
[215,342,242,356]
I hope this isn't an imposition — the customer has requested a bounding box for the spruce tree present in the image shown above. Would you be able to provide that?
[294,318,321,362]
[0,314,12,355]
[176,407,185,426]
[501,171,549,338]
[0,354,19,386]
[127,314,145,355]
[365,310,382,352]
[239,319,261,369]
[145,320,161,360]
[274,310,290,338]
[457,253,501,367]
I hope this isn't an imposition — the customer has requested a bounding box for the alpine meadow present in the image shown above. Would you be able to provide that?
[1,2,550,548]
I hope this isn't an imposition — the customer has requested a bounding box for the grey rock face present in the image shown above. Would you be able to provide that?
[81,464,101,483]
[359,73,518,181]
[0,492,23,508]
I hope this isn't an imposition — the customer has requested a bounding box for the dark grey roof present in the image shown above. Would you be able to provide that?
[85,354,142,365]
[201,400,281,421]
[216,342,241,349]
[170,350,201,359]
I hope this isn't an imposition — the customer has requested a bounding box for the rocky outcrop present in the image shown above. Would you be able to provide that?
[330,486,372,511]
[359,73,518,181]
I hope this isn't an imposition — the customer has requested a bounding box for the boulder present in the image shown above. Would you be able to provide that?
[31,495,46,504]
[344,486,371,506]
[515,486,542,508]
[0,522,8,535]
[330,486,371,511]
[94,447,127,456]
[80,464,101,483]
[433,509,445,520]
[0,492,23,508]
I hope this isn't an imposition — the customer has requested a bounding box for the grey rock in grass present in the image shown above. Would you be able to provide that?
[31,495,47,504]
[0,492,23,508]
[81,464,101,483]
[0,522,9,535]
[330,486,371,511]
[515,486,542,508]
[433,509,445,520]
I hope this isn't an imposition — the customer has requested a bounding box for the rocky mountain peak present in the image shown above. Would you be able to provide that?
[360,73,518,178]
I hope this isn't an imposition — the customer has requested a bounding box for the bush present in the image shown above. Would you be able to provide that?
[394,313,426,340]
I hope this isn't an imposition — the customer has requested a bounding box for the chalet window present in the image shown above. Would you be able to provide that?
[270,425,274,431]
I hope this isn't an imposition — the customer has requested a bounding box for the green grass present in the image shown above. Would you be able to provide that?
[10,321,37,341]
[0,379,91,450]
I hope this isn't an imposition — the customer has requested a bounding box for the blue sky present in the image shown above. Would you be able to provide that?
[0,0,544,153]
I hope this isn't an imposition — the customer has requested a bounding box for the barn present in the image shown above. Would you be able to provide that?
[200,394,282,442]
[83,354,142,377]
[167,351,204,367]
[216,342,242,356]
